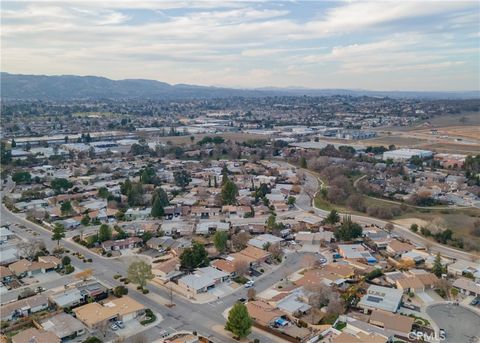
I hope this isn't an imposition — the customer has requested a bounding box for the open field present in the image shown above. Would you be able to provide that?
[152,132,270,145]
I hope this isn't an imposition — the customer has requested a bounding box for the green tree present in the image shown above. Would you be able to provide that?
[432,253,443,277]
[98,224,112,242]
[127,182,144,206]
[113,285,129,298]
[98,187,109,198]
[225,302,252,339]
[334,215,363,241]
[11,138,16,148]
[174,170,192,189]
[300,156,307,168]
[410,223,418,233]
[325,209,340,225]
[127,261,154,288]
[12,171,31,184]
[51,178,73,193]
[266,214,277,232]
[60,201,73,215]
[213,231,229,253]
[180,241,209,270]
[81,215,90,226]
[62,256,71,266]
[153,187,169,207]
[151,197,165,218]
[287,196,296,206]
[221,179,238,205]
[52,223,66,246]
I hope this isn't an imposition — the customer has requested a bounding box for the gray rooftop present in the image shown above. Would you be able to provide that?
[358,285,403,313]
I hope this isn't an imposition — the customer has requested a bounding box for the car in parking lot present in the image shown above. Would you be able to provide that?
[111,323,119,331]
[115,320,124,329]
[245,280,254,288]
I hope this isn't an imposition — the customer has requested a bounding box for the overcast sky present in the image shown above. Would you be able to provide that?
[2,1,479,91]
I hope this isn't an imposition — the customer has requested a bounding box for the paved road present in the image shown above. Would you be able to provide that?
[426,303,480,343]
[295,167,477,262]
[1,200,311,343]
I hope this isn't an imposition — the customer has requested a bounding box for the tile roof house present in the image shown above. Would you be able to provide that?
[73,296,145,329]
[230,246,271,266]
[246,300,287,326]
[152,257,182,282]
[11,327,60,343]
[8,259,56,277]
[386,240,415,257]
[0,265,14,282]
[211,259,237,277]
[369,309,414,336]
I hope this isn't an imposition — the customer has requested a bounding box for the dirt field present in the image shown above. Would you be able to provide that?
[141,132,270,145]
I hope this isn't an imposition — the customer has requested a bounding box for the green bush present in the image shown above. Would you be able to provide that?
[142,289,149,294]
[233,275,249,284]
[106,252,112,257]
[65,265,75,274]
[113,274,122,279]
[140,309,156,325]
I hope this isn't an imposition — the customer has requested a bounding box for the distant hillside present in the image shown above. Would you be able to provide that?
[1,72,478,100]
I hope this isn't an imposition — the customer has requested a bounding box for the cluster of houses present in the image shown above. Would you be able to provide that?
[2,276,147,343]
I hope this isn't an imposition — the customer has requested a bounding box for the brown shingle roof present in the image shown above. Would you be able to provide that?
[12,328,60,343]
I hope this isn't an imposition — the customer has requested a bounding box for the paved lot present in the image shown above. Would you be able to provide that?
[426,303,480,343]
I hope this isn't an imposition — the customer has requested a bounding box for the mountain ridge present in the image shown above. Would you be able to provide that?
[1,72,478,100]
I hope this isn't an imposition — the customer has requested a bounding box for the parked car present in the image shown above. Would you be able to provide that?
[115,320,125,329]
[158,330,168,338]
[245,280,254,288]
[111,324,119,331]
[237,298,246,303]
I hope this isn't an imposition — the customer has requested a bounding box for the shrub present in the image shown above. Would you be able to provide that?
[140,309,156,325]
[137,286,143,290]
[142,289,149,294]
[87,258,92,262]
[106,252,112,257]
[113,274,122,279]
[65,265,75,274]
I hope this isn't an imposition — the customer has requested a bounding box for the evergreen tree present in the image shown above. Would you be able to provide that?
[213,231,229,253]
[151,197,165,218]
[98,224,112,242]
[52,223,65,246]
[432,253,443,277]
[325,209,340,225]
[11,138,16,148]
[300,156,307,168]
[334,215,363,241]
[60,201,73,215]
[221,179,238,205]
[225,303,252,339]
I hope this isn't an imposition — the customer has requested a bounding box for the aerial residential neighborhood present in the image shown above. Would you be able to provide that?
[1,1,480,343]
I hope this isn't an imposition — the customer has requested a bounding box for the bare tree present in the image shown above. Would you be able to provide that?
[234,259,249,276]
[247,288,256,301]
[17,239,43,260]
[231,232,251,251]
[384,223,394,234]
[435,278,452,300]
[306,283,330,309]
[268,243,283,261]
[326,292,345,316]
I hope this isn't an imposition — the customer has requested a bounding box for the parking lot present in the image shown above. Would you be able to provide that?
[426,303,480,343]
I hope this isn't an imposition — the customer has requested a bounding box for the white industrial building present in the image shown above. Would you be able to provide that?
[383,149,433,161]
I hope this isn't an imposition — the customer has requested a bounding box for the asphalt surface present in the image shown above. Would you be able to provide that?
[295,167,477,261]
[426,303,480,343]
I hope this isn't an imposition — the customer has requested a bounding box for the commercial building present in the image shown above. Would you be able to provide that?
[383,149,433,161]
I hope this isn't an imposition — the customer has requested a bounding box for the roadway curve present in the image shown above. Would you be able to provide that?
[295,167,478,262]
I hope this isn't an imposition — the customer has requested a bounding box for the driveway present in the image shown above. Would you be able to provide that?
[426,303,480,343]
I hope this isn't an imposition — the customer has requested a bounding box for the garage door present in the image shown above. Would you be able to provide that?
[122,313,135,321]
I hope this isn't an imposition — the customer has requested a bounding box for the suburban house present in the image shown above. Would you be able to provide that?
[152,257,182,282]
[40,312,87,341]
[102,237,143,251]
[338,244,377,264]
[369,309,415,338]
[178,266,229,295]
[447,260,480,282]
[11,327,60,343]
[246,300,288,326]
[230,246,271,267]
[190,206,221,219]
[386,240,415,257]
[195,221,230,235]
[248,234,284,249]
[49,288,84,309]
[8,259,56,277]
[453,277,480,297]
[295,231,334,245]
[358,285,403,313]
[211,259,237,278]
[73,296,146,329]
[0,265,14,283]
[1,294,49,321]
[0,226,14,242]
[38,256,62,268]
[395,270,438,294]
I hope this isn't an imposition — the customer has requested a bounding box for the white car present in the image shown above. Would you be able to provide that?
[245,280,254,288]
